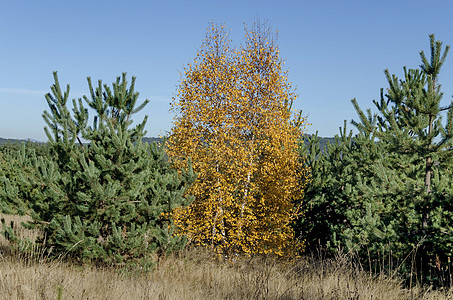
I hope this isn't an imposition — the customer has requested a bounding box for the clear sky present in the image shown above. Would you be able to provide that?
[1,0,453,141]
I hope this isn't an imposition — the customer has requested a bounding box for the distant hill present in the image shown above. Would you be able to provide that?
[142,137,164,145]
[302,134,336,152]
[143,135,338,152]
[1,135,337,152]
[0,137,163,146]
[0,137,43,146]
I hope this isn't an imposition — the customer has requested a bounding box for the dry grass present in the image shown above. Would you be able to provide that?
[0,214,451,300]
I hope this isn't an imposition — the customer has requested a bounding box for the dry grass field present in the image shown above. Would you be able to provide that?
[0,214,452,300]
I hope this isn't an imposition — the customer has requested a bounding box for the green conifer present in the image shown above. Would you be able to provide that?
[6,73,195,266]
[299,35,453,286]
[0,143,38,216]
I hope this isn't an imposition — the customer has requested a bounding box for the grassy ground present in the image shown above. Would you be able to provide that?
[0,214,452,300]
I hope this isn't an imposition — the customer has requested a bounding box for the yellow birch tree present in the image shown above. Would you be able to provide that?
[167,22,309,256]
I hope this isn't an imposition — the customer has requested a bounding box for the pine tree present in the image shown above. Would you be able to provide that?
[299,35,453,285]
[4,73,195,266]
[352,34,453,228]
[0,143,39,216]
[352,34,453,283]
[167,22,308,256]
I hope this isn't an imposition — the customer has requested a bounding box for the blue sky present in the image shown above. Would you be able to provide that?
[1,0,453,141]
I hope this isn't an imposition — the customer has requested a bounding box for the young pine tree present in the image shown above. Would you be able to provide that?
[0,143,33,216]
[167,22,308,257]
[8,73,195,266]
[352,34,453,282]
[299,35,453,286]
